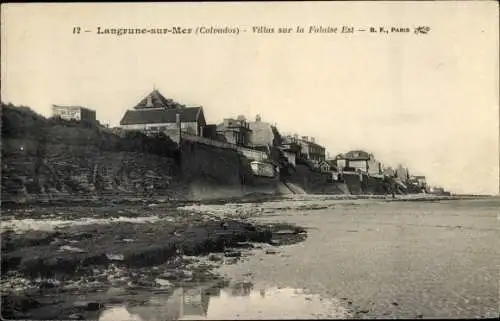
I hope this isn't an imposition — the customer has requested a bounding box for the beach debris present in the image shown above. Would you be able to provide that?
[225,257,238,264]
[224,251,242,258]
[274,229,298,235]
[58,245,85,253]
[268,239,280,245]
[105,287,126,296]
[72,301,104,311]
[154,278,173,288]
[265,248,278,255]
[106,253,124,261]
[34,278,61,289]
[68,313,84,320]
[208,253,224,262]
[183,270,194,279]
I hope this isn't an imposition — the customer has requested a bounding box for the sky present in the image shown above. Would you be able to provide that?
[1,2,499,195]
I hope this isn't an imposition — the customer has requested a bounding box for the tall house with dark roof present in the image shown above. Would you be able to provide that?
[395,164,410,181]
[248,114,281,150]
[296,136,326,164]
[216,115,252,146]
[334,150,382,175]
[119,89,206,138]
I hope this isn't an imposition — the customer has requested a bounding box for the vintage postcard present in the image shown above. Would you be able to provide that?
[1,1,498,320]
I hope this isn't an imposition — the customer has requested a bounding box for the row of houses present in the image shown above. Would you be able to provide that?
[51,88,430,192]
[326,150,429,192]
[115,89,329,174]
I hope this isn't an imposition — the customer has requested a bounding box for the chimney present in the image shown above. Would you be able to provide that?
[310,137,315,143]
[146,94,154,108]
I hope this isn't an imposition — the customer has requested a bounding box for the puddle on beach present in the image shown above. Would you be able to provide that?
[98,285,351,320]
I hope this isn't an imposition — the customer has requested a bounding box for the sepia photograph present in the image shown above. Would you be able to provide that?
[0,1,499,320]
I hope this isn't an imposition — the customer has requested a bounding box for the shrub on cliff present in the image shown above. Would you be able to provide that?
[1,103,48,139]
[119,130,146,152]
[117,130,178,158]
[296,156,316,171]
[144,132,179,157]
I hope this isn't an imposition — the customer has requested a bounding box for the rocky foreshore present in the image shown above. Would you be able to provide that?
[0,201,307,320]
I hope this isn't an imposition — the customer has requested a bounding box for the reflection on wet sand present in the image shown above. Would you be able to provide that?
[98,284,351,321]
[229,281,254,297]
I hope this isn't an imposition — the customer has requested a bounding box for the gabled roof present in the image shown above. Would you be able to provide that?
[133,89,185,110]
[120,106,203,125]
[343,150,372,161]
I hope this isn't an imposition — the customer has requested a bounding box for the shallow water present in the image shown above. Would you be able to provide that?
[98,285,351,321]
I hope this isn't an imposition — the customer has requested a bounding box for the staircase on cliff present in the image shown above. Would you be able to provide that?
[282,181,307,195]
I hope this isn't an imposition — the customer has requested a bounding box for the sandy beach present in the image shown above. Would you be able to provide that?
[1,195,498,319]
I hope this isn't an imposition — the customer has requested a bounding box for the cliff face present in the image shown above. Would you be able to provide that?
[178,139,245,200]
[341,173,363,195]
[1,138,184,203]
[362,175,392,195]
[1,104,184,203]
[179,139,242,186]
[285,164,348,195]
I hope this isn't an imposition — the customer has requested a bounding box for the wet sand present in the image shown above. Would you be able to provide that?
[212,197,499,319]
